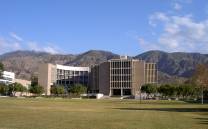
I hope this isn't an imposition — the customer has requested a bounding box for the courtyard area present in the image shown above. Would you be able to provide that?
[0,98,207,129]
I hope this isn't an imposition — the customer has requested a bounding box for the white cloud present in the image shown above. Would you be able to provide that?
[173,3,182,11]
[43,46,59,54]
[13,42,22,50]
[28,41,40,51]
[0,37,22,54]
[175,0,192,4]
[137,37,160,51]
[140,12,208,53]
[149,12,169,27]
[0,33,62,55]
[28,41,61,54]
[9,32,23,41]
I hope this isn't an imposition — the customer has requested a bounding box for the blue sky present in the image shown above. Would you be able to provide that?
[0,0,208,55]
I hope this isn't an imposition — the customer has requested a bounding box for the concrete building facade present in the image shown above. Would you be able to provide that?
[38,57,157,96]
[38,64,90,95]
[89,56,157,96]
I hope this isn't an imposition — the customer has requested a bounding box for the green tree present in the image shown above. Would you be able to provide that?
[158,84,176,98]
[8,83,27,96]
[68,84,87,96]
[175,84,195,99]
[0,84,11,96]
[50,86,56,95]
[141,84,157,98]
[192,64,208,104]
[51,85,65,96]
[0,83,8,95]
[31,75,38,86]
[29,85,44,95]
[0,84,4,95]
[0,62,4,78]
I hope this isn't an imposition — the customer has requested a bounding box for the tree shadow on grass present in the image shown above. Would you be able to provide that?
[114,107,208,125]
[195,118,208,125]
[113,107,208,112]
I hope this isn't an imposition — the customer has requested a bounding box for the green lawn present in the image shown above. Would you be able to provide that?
[0,98,207,129]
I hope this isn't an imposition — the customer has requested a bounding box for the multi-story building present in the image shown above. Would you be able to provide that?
[38,64,90,95]
[0,71,15,85]
[38,56,157,96]
[89,56,157,96]
[145,63,158,84]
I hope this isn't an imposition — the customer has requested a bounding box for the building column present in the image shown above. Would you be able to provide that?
[121,88,123,96]
[109,88,112,96]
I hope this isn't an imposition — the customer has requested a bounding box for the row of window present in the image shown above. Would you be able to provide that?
[145,75,157,83]
[110,75,132,81]
[110,69,132,75]
[110,82,132,88]
[145,63,156,69]
[110,61,131,68]
[2,77,13,81]
[56,80,88,85]
[145,70,157,76]
[57,76,88,80]
[57,70,88,75]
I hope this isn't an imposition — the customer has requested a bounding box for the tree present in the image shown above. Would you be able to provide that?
[0,62,4,78]
[192,64,208,104]
[158,84,176,99]
[141,84,157,98]
[29,85,44,95]
[176,84,195,99]
[31,75,38,87]
[68,84,87,96]
[0,83,8,95]
[8,83,27,96]
[51,85,65,96]
[0,84,4,95]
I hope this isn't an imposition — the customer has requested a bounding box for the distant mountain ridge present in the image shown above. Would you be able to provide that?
[1,50,208,83]
[64,50,119,66]
[0,50,119,80]
[135,50,208,77]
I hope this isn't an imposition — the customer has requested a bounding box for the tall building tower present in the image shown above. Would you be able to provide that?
[89,57,157,96]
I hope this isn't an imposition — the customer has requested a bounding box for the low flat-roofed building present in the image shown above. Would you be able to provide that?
[15,79,31,89]
[38,63,90,95]
[0,71,15,85]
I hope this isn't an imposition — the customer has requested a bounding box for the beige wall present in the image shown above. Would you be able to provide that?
[90,59,157,97]
[145,63,157,84]
[38,63,56,95]
[132,60,145,96]
[15,79,31,89]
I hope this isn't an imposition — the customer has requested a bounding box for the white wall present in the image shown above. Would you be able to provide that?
[0,71,15,84]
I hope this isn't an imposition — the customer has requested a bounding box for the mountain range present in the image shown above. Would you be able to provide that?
[1,50,208,84]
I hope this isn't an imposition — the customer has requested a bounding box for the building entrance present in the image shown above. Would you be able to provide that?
[123,89,131,95]
[113,89,121,96]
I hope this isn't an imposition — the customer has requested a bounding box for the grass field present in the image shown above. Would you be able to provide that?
[0,98,207,129]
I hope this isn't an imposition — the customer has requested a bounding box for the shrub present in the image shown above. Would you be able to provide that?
[51,85,65,96]
[68,84,87,96]
[29,85,44,95]
[141,84,157,98]
[158,84,176,98]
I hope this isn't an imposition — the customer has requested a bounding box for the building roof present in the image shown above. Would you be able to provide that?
[56,64,90,71]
